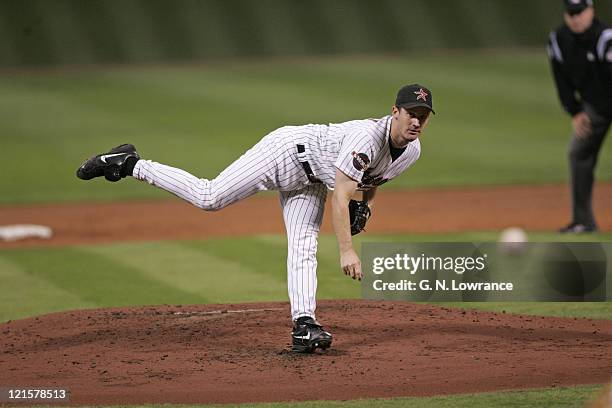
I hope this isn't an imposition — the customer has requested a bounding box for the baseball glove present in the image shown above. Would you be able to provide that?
[349,199,371,235]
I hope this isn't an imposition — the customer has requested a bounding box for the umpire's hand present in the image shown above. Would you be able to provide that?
[572,112,592,139]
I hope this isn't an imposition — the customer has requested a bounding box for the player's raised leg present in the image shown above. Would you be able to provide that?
[132,141,277,211]
[279,183,333,353]
[76,128,307,211]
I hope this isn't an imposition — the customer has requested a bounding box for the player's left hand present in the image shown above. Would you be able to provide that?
[340,248,362,280]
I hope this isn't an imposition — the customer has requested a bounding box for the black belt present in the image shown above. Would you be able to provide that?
[296,144,322,183]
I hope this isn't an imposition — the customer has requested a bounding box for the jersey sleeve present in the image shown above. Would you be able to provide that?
[334,131,376,183]
[597,29,612,79]
[597,29,612,61]
[548,30,582,116]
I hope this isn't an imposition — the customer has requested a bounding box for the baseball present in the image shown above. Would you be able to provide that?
[498,227,528,255]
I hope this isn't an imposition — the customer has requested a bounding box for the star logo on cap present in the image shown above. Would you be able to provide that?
[414,88,428,102]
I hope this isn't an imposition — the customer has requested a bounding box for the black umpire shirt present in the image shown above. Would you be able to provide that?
[548,17,612,118]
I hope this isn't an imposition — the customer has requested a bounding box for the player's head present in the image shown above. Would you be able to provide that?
[391,84,434,143]
[563,0,594,33]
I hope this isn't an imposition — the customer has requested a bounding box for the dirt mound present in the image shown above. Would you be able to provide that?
[1,301,611,405]
[1,183,611,248]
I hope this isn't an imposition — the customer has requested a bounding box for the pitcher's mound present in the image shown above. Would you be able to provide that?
[2,300,611,405]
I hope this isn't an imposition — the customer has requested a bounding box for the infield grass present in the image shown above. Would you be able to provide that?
[1,232,611,323]
[20,384,604,408]
[2,50,612,204]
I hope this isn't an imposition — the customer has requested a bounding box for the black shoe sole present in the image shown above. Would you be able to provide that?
[292,338,332,353]
[76,144,138,181]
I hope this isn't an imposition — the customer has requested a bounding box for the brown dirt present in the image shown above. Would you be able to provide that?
[1,183,611,248]
[1,301,611,406]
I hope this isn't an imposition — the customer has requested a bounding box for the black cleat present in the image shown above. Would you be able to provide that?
[559,222,597,234]
[76,144,140,182]
[291,316,333,353]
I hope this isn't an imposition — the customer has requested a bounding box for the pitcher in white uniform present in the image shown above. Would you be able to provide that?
[76,84,435,353]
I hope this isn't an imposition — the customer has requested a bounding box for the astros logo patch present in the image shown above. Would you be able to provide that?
[351,151,370,171]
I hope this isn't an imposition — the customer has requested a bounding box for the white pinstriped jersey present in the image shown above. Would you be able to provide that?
[132,114,422,321]
[290,115,421,191]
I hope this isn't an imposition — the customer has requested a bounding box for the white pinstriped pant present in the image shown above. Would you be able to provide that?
[133,127,326,320]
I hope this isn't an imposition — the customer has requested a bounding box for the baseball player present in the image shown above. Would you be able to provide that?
[76,84,434,353]
[548,0,611,233]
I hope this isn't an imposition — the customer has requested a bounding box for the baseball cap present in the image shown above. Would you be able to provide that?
[395,84,435,114]
[564,0,593,15]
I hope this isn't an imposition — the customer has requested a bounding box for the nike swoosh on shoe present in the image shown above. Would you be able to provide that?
[293,334,311,340]
[100,152,127,163]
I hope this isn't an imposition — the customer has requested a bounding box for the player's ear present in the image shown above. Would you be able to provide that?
[391,105,400,117]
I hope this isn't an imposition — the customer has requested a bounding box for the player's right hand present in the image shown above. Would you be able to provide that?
[572,112,592,139]
[340,248,362,281]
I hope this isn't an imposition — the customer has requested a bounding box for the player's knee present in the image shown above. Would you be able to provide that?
[196,199,222,211]
[287,243,319,260]
[195,193,226,211]
[186,180,225,211]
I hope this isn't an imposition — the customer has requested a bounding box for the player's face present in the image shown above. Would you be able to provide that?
[564,7,594,34]
[392,105,431,143]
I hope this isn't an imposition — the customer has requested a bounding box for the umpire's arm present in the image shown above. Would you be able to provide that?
[548,33,582,116]
[332,169,362,280]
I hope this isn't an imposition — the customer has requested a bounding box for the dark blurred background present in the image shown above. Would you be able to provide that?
[2,0,611,67]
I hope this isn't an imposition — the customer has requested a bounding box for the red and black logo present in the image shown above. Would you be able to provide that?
[351,151,370,171]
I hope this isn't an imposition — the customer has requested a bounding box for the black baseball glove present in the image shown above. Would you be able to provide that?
[349,199,371,236]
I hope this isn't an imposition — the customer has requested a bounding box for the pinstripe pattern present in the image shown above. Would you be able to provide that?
[294,116,420,189]
[279,184,327,320]
[133,127,309,210]
[132,116,421,322]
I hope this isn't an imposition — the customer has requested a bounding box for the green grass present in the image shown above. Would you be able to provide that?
[1,232,611,323]
[20,384,605,408]
[1,50,611,204]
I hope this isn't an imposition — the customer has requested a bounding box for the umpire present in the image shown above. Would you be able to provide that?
[548,0,611,233]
